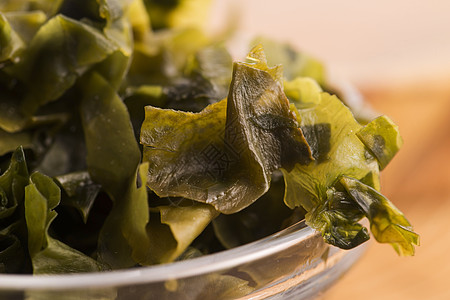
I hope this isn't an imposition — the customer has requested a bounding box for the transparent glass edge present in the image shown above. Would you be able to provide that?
[0,221,316,290]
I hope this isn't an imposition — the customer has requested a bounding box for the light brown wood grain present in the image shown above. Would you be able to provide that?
[320,78,450,300]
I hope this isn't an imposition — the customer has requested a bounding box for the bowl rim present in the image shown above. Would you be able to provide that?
[0,220,318,291]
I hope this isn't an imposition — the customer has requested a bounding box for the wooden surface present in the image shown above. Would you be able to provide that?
[320,78,450,300]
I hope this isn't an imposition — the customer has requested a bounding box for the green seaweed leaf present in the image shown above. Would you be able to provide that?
[0,147,30,273]
[94,162,151,268]
[0,13,25,63]
[340,176,419,256]
[282,89,380,249]
[284,77,322,109]
[357,115,403,170]
[282,80,417,254]
[5,15,117,124]
[54,171,101,223]
[24,172,103,274]
[141,46,312,213]
[79,71,148,268]
[283,91,379,209]
[79,71,141,198]
[148,200,219,264]
[0,147,29,216]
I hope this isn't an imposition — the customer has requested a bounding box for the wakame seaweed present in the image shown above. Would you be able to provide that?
[0,0,418,275]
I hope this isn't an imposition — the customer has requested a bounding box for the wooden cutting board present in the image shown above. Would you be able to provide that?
[321,78,450,300]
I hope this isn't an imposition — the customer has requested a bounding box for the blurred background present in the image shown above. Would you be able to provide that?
[210,0,450,87]
[209,0,450,299]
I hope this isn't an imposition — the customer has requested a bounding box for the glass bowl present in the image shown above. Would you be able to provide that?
[0,77,371,300]
[0,220,367,300]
